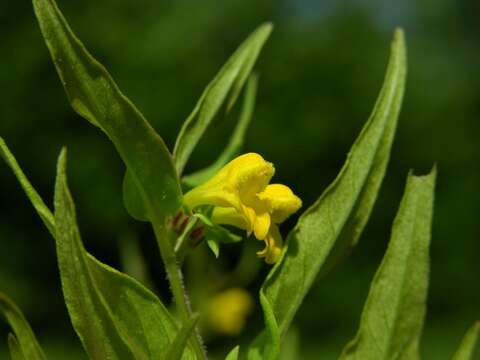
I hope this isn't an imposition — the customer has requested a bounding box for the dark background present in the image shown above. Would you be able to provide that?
[0,0,479,358]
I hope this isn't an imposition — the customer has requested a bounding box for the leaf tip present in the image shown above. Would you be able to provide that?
[391,27,407,65]
[393,27,405,41]
[259,22,274,36]
[56,147,68,178]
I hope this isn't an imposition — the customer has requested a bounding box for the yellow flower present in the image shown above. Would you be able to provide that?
[211,184,301,264]
[183,153,302,264]
[206,288,253,336]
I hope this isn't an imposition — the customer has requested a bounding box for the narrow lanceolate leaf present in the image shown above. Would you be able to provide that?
[173,25,271,175]
[225,346,240,360]
[0,293,46,360]
[0,140,195,359]
[8,334,26,360]
[32,0,181,222]
[0,137,55,237]
[164,314,200,360]
[54,149,195,359]
[182,74,258,188]
[340,170,436,360]
[452,322,480,360]
[248,29,407,358]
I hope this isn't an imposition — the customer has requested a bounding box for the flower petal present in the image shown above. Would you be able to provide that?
[257,224,283,264]
[229,153,274,202]
[253,210,271,240]
[212,206,247,230]
[258,183,302,223]
[183,153,274,214]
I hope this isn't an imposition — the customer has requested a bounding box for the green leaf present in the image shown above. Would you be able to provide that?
[195,213,242,258]
[173,24,271,176]
[182,74,258,188]
[0,293,46,360]
[452,322,480,360]
[164,313,200,360]
[340,169,436,359]
[8,334,26,360]
[1,138,196,359]
[248,29,407,357]
[280,327,300,360]
[206,238,220,258]
[32,0,181,223]
[0,137,55,237]
[53,149,195,359]
[225,346,240,360]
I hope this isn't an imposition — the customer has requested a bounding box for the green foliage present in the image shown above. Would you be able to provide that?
[452,322,480,360]
[0,137,55,237]
[0,137,197,360]
[173,26,271,176]
[165,314,200,360]
[225,346,240,360]
[247,28,406,359]
[0,293,46,360]
[183,74,258,188]
[0,1,476,359]
[7,334,26,360]
[340,170,435,359]
[54,149,195,360]
[33,0,181,224]
[194,213,242,258]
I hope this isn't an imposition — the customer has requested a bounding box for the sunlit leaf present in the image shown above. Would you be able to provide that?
[225,346,240,360]
[340,170,436,359]
[248,28,407,358]
[0,293,46,360]
[173,25,271,176]
[182,74,258,188]
[54,149,195,359]
[452,322,480,360]
[32,0,181,223]
[1,140,195,359]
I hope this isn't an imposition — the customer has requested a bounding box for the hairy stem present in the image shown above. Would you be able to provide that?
[152,221,207,359]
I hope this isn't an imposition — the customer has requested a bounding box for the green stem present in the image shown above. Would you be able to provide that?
[152,221,207,360]
[174,216,199,259]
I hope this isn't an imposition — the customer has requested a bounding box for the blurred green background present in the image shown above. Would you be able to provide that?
[0,0,479,359]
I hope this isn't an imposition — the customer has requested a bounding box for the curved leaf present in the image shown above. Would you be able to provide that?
[248,28,407,358]
[182,74,258,188]
[173,25,271,176]
[452,322,480,360]
[0,137,55,237]
[340,170,436,359]
[225,346,240,360]
[0,140,195,359]
[0,293,46,360]
[32,0,181,223]
[54,149,195,359]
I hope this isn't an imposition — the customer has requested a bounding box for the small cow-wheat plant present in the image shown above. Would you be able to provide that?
[1,0,479,359]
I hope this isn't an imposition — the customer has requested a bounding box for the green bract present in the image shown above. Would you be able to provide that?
[0,1,477,359]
